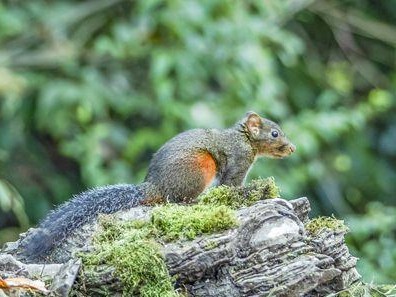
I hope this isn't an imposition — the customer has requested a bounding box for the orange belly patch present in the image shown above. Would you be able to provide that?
[194,151,217,188]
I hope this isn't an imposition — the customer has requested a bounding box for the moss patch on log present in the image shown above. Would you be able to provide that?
[305,215,349,235]
[78,189,243,296]
[199,177,279,208]
[80,216,180,297]
[151,204,237,241]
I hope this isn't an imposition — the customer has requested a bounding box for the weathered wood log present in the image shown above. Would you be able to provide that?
[0,196,360,296]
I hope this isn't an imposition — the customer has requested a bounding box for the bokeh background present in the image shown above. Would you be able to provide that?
[0,0,395,284]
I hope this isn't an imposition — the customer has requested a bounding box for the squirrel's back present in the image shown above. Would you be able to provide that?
[145,127,251,202]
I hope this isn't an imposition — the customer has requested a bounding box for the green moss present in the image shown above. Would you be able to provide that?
[94,216,152,244]
[81,216,179,297]
[198,186,240,208]
[84,239,177,297]
[199,177,280,208]
[305,215,349,235]
[335,282,396,297]
[151,204,238,241]
[79,203,238,296]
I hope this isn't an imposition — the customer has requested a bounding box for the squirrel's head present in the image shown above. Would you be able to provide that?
[241,111,296,158]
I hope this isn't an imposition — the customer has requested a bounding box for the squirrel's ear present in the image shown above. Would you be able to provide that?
[244,111,262,136]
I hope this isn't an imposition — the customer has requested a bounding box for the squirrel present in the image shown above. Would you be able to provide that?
[17,111,296,262]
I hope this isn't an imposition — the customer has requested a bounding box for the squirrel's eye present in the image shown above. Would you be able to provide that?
[271,130,279,138]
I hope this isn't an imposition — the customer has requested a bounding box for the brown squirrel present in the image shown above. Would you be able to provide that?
[18,111,295,262]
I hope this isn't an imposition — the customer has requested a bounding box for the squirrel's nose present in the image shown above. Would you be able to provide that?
[289,144,296,153]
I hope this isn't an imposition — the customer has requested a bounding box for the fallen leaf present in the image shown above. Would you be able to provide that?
[0,277,49,293]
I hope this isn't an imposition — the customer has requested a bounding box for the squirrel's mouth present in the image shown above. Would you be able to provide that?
[258,143,296,158]
[272,153,288,159]
[261,151,288,159]
[275,143,296,158]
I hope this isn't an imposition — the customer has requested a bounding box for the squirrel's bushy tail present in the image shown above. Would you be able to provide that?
[19,183,149,262]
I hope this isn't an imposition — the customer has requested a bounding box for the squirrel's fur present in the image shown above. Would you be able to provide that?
[17,112,295,262]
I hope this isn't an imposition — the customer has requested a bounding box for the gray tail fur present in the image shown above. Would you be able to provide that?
[19,184,146,262]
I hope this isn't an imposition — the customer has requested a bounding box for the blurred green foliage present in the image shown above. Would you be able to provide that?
[346,203,396,283]
[0,0,395,283]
